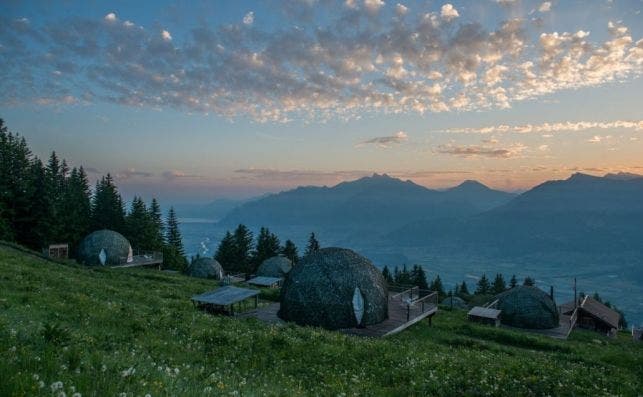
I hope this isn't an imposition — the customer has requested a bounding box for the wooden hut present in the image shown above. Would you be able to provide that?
[562,296,620,337]
[468,306,501,327]
[247,276,283,288]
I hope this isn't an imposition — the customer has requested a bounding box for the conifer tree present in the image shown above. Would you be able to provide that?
[429,275,445,299]
[0,120,36,246]
[523,276,535,286]
[163,207,187,271]
[253,227,281,270]
[148,198,165,251]
[459,281,470,296]
[59,166,91,251]
[215,231,237,271]
[492,273,507,295]
[281,239,299,264]
[381,265,393,283]
[125,197,153,250]
[412,265,429,290]
[90,174,125,233]
[304,232,320,256]
[233,224,254,273]
[509,274,518,289]
[475,274,491,295]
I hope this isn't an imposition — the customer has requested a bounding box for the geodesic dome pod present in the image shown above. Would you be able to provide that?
[441,296,467,309]
[496,286,559,329]
[77,229,132,266]
[279,247,388,330]
[187,257,224,280]
[256,256,292,278]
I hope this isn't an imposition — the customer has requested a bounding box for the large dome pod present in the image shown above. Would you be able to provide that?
[77,229,132,266]
[279,247,388,330]
[257,256,292,278]
[497,286,559,329]
[186,257,224,279]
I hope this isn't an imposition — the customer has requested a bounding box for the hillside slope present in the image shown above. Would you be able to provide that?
[1,245,642,396]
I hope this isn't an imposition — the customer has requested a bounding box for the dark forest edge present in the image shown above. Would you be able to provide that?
[0,118,187,270]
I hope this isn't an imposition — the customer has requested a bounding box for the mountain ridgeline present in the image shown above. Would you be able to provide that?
[219,172,643,257]
[220,174,516,231]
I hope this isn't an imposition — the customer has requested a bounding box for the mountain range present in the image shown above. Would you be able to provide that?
[217,172,643,258]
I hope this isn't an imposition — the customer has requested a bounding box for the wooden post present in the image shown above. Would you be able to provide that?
[255,294,258,309]
[407,304,410,322]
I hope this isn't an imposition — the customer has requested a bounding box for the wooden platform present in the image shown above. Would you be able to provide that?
[243,293,437,338]
[112,254,163,268]
[501,313,574,340]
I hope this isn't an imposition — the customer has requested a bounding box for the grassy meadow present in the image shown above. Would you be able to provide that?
[1,244,642,396]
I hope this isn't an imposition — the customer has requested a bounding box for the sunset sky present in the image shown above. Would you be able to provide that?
[1,0,642,203]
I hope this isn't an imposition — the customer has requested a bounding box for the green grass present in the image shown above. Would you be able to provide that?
[1,244,642,396]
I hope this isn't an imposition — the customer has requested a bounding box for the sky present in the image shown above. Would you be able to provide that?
[1,0,642,203]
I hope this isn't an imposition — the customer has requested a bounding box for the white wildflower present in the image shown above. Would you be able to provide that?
[121,367,135,377]
[50,381,64,392]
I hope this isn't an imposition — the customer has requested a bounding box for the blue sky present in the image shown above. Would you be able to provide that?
[1,0,642,203]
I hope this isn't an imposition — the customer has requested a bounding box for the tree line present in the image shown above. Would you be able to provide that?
[0,119,186,270]
[214,225,321,274]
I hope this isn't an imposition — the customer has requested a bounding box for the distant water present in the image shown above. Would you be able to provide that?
[180,220,643,327]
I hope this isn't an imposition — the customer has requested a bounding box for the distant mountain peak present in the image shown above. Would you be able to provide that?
[604,172,643,181]
[567,172,601,182]
[454,180,489,189]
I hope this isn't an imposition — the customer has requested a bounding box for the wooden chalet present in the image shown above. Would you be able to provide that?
[45,243,69,259]
[562,296,620,337]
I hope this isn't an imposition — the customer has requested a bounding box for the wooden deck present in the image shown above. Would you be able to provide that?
[501,313,575,340]
[112,252,163,268]
[242,292,437,338]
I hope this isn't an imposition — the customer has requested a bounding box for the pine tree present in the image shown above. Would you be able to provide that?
[304,232,320,256]
[147,198,165,251]
[523,276,535,286]
[163,207,187,271]
[125,197,153,250]
[90,174,125,233]
[475,274,491,295]
[0,121,36,246]
[429,275,445,299]
[253,227,281,271]
[381,265,393,283]
[281,239,299,264]
[215,231,237,271]
[395,264,412,285]
[509,274,518,288]
[412,265,429,290]
[233,224,254,273]
[59,166,91,251]
[492,273,507,295]
[459,281,470,296]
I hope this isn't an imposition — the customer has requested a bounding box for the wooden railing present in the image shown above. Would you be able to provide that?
[117,251,163,266]
[390,286,420,302]
[405,291,439,321]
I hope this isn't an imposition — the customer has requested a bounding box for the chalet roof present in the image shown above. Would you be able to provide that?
[468,306,501,319]
[247,276,282,287]
[191,286,259,306]
[580,296,620,329]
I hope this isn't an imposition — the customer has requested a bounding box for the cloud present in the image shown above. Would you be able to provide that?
[1,6,641,121]
[437,120,643,134]
[161,29,172,41]
[538,2,552,12]
[356,131,408,148]
[243,11,254,25]
[162,170,203,180]
[436,143,526,158]
[114,168,154,180]
[587,135,611,143]
[364,0,386,14]
[440,4,459,21]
